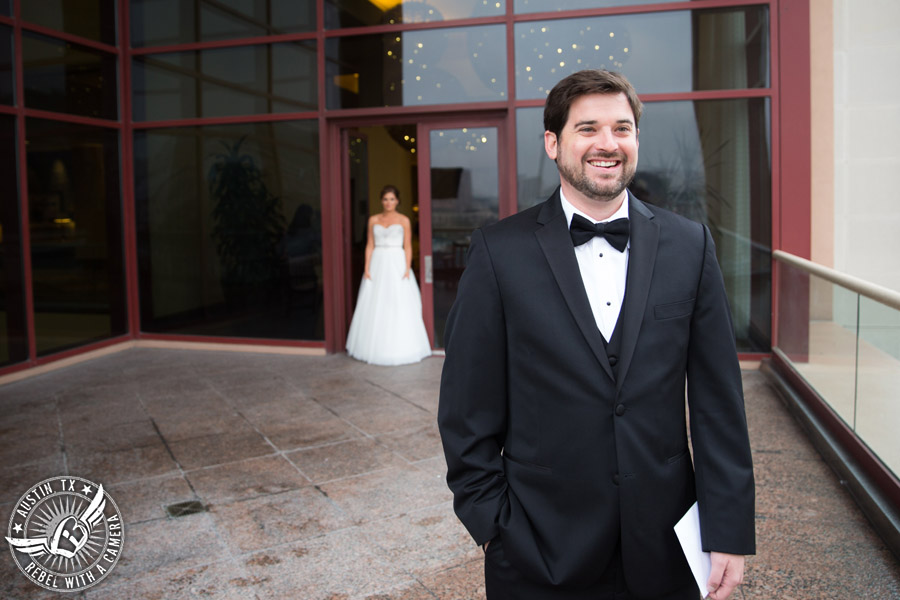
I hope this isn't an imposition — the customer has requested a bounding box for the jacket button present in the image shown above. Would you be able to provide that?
[612,474,620,485]
[615,404,626,416]
[608,355,618,366]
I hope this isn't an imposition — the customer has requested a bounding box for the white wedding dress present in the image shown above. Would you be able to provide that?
[346,223,433,366]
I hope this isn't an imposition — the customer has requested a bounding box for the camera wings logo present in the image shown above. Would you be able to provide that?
[5,476,124,592]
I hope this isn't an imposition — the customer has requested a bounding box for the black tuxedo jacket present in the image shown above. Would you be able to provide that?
[437,189,755,598]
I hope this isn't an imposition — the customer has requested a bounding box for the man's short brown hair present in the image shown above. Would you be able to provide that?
[543,69,643,139]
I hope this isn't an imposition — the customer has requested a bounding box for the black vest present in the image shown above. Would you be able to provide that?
[601,315,624,381]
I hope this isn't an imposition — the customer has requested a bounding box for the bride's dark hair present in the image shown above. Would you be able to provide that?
[380,184,401,203]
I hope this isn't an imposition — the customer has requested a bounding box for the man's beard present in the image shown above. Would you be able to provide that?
[557,152,636,203]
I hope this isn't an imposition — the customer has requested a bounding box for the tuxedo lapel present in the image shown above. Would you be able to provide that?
[534,192,614,381]
[615,194,659,390]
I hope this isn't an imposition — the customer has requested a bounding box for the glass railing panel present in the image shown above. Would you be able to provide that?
[774,250,900,487]
[854,295,900,479]
[777,262,859,428]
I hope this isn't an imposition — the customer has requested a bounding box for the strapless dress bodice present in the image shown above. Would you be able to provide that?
[374,223,404,248]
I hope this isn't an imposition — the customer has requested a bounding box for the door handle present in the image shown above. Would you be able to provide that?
[424,255,433,284]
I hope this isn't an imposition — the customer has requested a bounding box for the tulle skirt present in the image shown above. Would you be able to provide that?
[346,246,433,366]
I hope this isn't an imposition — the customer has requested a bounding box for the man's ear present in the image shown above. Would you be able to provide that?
[544,130,558,161]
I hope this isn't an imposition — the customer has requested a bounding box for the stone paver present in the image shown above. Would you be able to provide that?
[0,347,898,599]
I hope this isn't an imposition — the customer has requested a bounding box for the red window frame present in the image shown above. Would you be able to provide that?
[0,0,810,376]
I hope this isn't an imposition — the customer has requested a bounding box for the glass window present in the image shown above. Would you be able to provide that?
[134,121,323,341]
[694,7,770,91]
[26,118,126,356]
[0,1,9,16]
[0,115,28,366]
[132,42,317,121]
[516,98,772,351]
[325,0,504,29]
[130,0,316,47]
[515,106,556,209]
[515,0,679,13]
[326,24,506,109]
[22,32,118,120]
[0,25,13,106]
[638,99,772,352]
[515,6,769,99]
[21,0,117,45]
[429,126,500,346]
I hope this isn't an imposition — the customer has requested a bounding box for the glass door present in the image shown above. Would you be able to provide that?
[341,116,507,351]
[418,119,507,347]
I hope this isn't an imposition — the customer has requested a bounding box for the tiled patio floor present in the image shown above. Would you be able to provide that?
[1,347,899,599]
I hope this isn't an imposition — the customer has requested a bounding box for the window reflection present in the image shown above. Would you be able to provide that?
[515,0,679,13]
[0,25,12,106]
[516,98,771,351]
[132,42,317,121]
[694,7,769,90]
[515,6,768,98]
[22,32,118,120]
[130,0,315,47]
[638,99,772,352]
[326,25,506,109]
[430,127,500,346]
[134,121,323,341]
[0,115,27,366]
[515,108,552,209]
[22,0,117,45]
[325,0,504,29]
[27,118,126,356]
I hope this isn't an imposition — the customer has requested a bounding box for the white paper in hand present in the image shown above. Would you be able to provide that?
[674,501,711,598]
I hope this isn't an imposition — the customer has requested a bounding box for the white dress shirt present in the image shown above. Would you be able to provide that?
[559,190,630,341]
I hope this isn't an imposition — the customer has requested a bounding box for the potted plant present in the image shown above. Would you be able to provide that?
[207,135,285,309]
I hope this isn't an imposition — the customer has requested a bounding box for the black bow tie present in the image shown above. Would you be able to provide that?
[569,214,630,252]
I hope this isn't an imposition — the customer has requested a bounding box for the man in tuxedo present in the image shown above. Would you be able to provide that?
[437,69,755,599]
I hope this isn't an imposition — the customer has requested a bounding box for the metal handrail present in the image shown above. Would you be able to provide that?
[774,250,900,312]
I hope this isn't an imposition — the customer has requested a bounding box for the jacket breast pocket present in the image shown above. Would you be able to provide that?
[654,298,695,320]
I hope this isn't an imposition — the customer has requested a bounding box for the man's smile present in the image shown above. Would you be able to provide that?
[586,157,622,170]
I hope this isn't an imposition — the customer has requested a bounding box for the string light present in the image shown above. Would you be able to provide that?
[516,17,632,97]
[381,24,504,106]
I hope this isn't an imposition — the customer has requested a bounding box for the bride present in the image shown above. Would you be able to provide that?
[346,185,433,366]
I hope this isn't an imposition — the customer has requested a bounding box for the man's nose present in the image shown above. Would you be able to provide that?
[593,127,618,151]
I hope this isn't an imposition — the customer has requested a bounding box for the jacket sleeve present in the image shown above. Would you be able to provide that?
[437,228,509,546]
[687,224,757,555]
